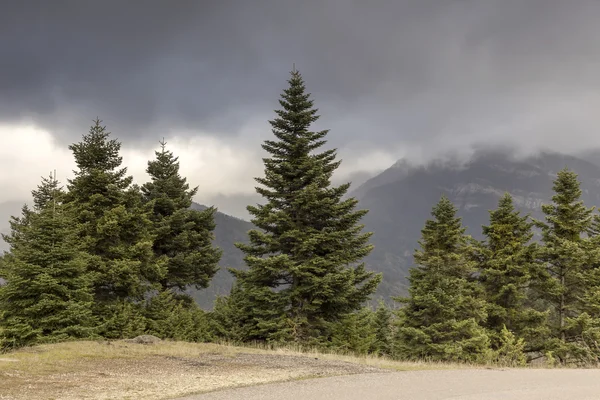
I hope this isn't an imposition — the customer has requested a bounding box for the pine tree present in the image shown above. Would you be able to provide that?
[208,282,250,342]
[145,290,212,342]
[574,216,600,364]
[394,196,490,362]
[492,325,527,367]
[0,174,95,349]
[65,119,164,331]
[479,193,549,351]
[141,140,221,295]
[536,169,600,362]
[328,307,376,355]
[372,300,394,356]
[230,69,381,343]
[31,173,62,210]
[99,300,147,339]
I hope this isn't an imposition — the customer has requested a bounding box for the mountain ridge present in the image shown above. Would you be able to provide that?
[355,149,600,301]
[4,149,600,308]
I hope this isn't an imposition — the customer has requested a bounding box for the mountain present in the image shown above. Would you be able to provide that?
[577,149,600,169]
[0,200,253,308]
[187,203,254,308]
[5,150,600,308]
[351,159,413,199]
[354,150,600,301]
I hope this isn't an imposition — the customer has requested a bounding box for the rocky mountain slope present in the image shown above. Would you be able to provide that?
[186,204,253,308]
[355,150,600,300]
[195,149,600,306]
[4,150,600,308]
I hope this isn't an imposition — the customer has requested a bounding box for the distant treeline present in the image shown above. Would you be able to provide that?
[1,71,599,367]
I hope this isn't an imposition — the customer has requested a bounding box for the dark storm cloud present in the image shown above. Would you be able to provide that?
[2,0,600,150]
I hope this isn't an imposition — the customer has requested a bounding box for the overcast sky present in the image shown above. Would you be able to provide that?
[2,0,600,218]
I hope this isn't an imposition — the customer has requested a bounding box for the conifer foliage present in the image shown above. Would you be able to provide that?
[372,301,394,356]
[6,72,600,367]
[535,169,600,362]
[479,193,548,351]
[0,174,95,349]
[66,120,163,307]
[229,69,381,343]
[395,196,490,362]
[328,307,376,355]
[141,140,221,295]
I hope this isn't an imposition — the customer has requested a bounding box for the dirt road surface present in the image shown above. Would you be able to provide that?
[181,369,600,400]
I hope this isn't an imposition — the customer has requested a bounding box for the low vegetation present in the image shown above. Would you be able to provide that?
[0,338,488,400]
[1,68,600,388]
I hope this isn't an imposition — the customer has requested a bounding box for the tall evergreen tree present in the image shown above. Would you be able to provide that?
[394,195,490,362]
[576,214,600,362]
[65,120,164,329]
[0,174,95,349]
[230,69,381,343]
[536,169,600,362]
[141,140,221,295]
[479,193,549,351]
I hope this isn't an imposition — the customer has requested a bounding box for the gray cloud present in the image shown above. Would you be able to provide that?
[2,0,600,156]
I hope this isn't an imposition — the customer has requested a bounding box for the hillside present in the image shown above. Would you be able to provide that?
[4,151,600,308]
[193,150,600,307]
[187,203,254,308]
[0,201,253,308]
[355,150,600,300]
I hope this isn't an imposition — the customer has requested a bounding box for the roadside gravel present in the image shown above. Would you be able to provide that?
[182,369,600,400]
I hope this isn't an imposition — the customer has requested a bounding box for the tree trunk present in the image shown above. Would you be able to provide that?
[560,271,566,341]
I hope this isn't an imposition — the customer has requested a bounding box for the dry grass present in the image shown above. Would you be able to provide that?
[0,339,532,400]
[219,340,482,371]
[0,340,378,400]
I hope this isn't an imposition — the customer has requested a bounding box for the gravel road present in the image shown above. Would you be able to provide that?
[180,369,600,400]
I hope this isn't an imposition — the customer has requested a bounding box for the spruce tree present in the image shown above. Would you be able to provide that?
[231,69,381,343]
[31,173,62,210]
[394,195,490,362]
[575,214,600,363]
[208,282,250,342]
[144,290,212,342]
[328,307,376,355]
[372,300,394,356]
[0,174,95,349]
[141,140,221,295]
[492,325,527,366]
[65,119,164,332]
[536,169,600,362]
[479,193,549,351]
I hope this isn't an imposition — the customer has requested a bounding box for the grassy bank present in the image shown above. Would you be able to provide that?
[0,339,491,400]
